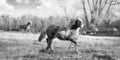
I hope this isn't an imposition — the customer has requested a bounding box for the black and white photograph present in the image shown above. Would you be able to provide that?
[0,0,120,60]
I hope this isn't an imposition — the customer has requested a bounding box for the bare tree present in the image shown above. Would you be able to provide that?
[81,0,119,30]
[58,0,83,27]
[59,0,83,19]
[58,0,69,20]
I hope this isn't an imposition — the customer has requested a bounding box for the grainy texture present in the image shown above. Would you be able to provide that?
[0,31,120,60]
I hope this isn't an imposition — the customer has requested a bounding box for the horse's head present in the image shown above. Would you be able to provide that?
[27,21,32,26]
[70,18,82,30]
[75,19,82,27]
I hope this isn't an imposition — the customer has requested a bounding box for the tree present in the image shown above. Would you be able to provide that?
[81,0,119,30]
[59,0,83,19]
[58,0,83,28]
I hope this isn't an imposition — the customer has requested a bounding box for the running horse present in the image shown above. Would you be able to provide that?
[38,18,83,53]
[18,21,32,32]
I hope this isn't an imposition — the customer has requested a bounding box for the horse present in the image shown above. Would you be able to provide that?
[18,21,32,32]
[38,18,83,53]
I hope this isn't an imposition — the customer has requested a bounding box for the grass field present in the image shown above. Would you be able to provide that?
[0,31,120,60]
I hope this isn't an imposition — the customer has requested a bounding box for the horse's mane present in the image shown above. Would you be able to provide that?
[26,21,32,26]
[69,19,81,30]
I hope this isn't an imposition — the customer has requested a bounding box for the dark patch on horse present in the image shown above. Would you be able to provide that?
[71,19,82,30]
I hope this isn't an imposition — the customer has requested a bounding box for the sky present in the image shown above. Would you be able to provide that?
[0,0,82,17]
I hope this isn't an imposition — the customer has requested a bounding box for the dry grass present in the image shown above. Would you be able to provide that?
[0,31,120,60]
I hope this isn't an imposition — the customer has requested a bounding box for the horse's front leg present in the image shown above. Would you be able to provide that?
[69,39,78,53]
[46,38,53,52]
[69,37,79,49]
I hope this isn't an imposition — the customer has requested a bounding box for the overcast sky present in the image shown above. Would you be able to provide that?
[0,0,82,17]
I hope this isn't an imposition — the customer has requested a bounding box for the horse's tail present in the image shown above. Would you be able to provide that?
[38,31,46,42]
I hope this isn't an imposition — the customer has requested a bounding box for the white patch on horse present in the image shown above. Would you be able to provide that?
[27,25,30,30]
[70,28,80,40]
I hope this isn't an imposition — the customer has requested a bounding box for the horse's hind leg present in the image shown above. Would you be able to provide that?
[68,42,74,48]
[46,38,53,52]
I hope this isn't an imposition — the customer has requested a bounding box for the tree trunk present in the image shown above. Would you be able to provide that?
[82,0,90,30]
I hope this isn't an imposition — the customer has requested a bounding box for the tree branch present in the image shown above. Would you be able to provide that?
[104,0,114,19]
[87,0,92,13]
[100,0,108,11]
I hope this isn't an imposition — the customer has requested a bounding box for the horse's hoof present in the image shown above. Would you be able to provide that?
[48,49,54,52]
[68,46,74,49]
[44,50,53,54]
